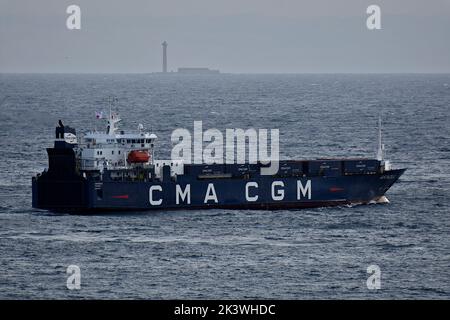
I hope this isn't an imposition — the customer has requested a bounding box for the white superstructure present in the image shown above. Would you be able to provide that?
[77,111,158,171]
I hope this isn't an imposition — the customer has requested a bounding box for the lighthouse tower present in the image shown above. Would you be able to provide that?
[162,41,168,73]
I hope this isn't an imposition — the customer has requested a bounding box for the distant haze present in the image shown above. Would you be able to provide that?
[1,0,450,73]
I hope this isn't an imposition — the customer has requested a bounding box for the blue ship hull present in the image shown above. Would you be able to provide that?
[32,160,405,212]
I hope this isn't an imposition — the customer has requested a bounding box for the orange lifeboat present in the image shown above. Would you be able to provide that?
[127,150,150,163]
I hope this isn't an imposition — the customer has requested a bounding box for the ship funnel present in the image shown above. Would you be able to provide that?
[55,122,77,148]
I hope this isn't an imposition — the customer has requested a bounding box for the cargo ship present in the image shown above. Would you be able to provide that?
[32,112,405,212]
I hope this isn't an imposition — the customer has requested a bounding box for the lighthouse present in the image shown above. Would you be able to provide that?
[162,41,167,73]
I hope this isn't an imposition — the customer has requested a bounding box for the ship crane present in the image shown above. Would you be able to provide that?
[376,115,391,171]
[376,115,384,161]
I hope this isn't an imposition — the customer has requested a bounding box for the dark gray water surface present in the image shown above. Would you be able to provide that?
[0,74,449,299]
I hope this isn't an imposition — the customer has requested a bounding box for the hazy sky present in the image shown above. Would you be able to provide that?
[1,0,450,73]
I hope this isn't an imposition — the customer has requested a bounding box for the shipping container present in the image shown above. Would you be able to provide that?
[278,160,304,176]
[186,164,226,176]
[308,160,342,176]
[343,160,380,174]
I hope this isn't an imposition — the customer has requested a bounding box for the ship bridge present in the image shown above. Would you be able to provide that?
[77,112,157,171]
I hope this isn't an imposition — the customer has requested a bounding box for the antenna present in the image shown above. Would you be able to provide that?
[107,96,119,113]
[376,115,384,160]
[106,96,121,135]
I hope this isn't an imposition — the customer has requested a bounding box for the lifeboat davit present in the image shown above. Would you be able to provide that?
[127,150,150,163]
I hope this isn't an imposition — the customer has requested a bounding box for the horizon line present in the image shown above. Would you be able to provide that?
[1,71,450,75]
